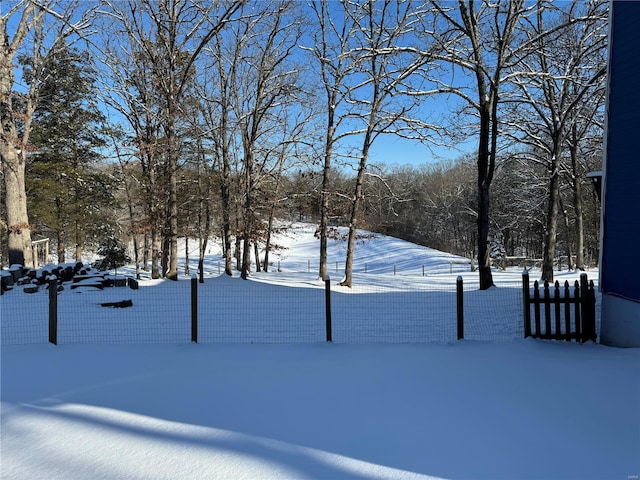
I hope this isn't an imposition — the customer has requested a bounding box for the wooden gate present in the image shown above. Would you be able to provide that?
[523,272,597,343]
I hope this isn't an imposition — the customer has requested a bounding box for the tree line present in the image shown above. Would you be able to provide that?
[1,0,607,288]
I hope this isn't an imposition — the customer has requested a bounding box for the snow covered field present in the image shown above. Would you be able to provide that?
[0,223,601,345]
[2,223,639,479]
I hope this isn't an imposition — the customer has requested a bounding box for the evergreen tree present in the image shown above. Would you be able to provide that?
[26,43,115,262]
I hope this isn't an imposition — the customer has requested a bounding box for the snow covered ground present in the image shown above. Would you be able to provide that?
[2,223,639,479]
[0,223,601,345]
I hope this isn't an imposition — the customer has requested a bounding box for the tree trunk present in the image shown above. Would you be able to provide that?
[240,145,253,280]
[143,232,150,272]
[161,233,170,277]
[152,229,161,279]
[133,235,141,280]
[235,237,242,272]
[197,181,210,283]
[570,136,586,270]
[319,122,335,281]
[559,196,574,270]
[75,220,82,261]
[198,237,207,282]
[165,124,179,280]
[476,103,494,290]
[254,242,261,273]
[542,152,561,283]
[184,237,189,276]
[477,181,493,289]
[241,237,251,279]
[1,45,34,268]
[340,142,370,288]
[263,205,274,273]
[57,231,65,264]
[221,155,233,276]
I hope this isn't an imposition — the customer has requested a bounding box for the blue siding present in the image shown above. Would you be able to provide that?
[601,2,640,302]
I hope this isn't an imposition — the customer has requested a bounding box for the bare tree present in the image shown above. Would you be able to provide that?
[508,0,607,282]
[98,0,242,280]
[304,0,362,281]
[198,27,241,276]
[211,1,304,280]
[431,0,529,289]
[564,87,605,271]
[338,0,431,287]
[1,0,94,266]
[98,26,166,278]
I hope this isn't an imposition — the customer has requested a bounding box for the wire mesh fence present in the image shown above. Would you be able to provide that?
[1,264,599,346]
[330,277,458,343]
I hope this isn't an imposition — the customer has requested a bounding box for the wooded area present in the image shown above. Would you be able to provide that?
[1,0,607,287]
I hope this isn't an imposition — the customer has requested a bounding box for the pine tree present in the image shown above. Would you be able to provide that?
[26,43,115,262]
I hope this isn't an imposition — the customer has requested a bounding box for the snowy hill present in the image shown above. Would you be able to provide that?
[257,222,470,276]
[166,222,472,280]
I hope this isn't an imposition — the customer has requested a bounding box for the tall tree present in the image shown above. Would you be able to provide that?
[304,0,361,281]
[98,32,165,278]
[221,1,304,280]
[198,16,245,276]
[2,0,92,266]
[27,43,110,262]
[431,0,528,289]
[564,87,605,271]
[509,0,607,282]
[340,0,430,287]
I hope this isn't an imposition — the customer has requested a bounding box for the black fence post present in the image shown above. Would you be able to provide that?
[191,275,198,343]
[325,276,332,342]
[456,276,464,340]
[522,271,531,338]
[48,276,58,345]
[579,273,596,343]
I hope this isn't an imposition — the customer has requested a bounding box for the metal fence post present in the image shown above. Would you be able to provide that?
[48,276,58,345]
[325,276,332,342]
[456,276,464,340]
[191,275,198,343]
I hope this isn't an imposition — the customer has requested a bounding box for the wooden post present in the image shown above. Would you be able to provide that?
[564,280,571,341]
[456,276,464,340]
[325,276,332,342]
[543,281,551,338]
[48,276,58,345]
[523,271,531,338]
[574,279,582,342]
[554,281,561,339]
[533,280,541,337]
[191,275,198,343]
[579,273,593,343]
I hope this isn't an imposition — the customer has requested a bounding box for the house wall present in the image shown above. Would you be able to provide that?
[599,1,640,347]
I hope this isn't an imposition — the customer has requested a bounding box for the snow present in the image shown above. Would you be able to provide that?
[2,223,639,479]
